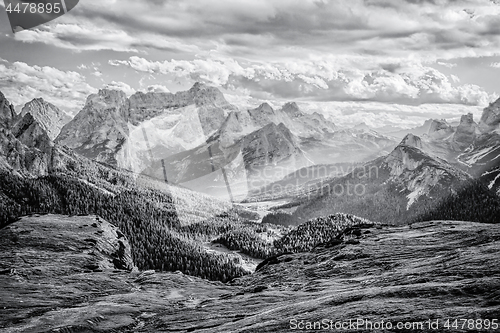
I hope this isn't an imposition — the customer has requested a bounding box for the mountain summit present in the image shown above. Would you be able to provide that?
[0,91,16,129]
[56,83,236,168]
[19,98,71,140]
[479,98,500,133]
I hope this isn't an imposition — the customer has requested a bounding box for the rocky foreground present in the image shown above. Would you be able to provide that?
[1,215,499,332]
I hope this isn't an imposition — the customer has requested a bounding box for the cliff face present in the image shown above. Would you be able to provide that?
[479,98,500,132]
[240,122,303,171]
[57,83,235,168]
[19,98,71,140]
[0,92,54,176]
[0,91,16,129]
[56,89,131,165]
[382,137,470,209]
[12,112,53,153]
[452,113,479,150]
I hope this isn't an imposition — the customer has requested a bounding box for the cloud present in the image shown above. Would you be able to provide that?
[14,23,199,53]
[109,56,255,86]
[437,62,458,68]
[146,84,170,93]
[8,0,500,63]
[0,60,96,114]
[300,100,486,129]
[61,0,500,61]
[491,62,500,68]
[3,0,500,114]
[110,55,495,106]
[103,81,136,96]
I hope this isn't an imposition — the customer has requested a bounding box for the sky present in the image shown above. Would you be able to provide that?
[1,0,500,128]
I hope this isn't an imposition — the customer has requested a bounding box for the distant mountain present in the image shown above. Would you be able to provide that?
[143,121,310,200]
[19,98,71,140]
[221,102,396,166]
[245,162,361,202]
[302,128,397,165]
[387,118,454,140]
[479,98,500,133]
[352,122,371,131]
[457,102,500,195]
[451,113,480,151]
[56,83,236,169]
[51,85,400,199]
[291,135,481,224]
[391,100,500,196]
[219,102,337,147]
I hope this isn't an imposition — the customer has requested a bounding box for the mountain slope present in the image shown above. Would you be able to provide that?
[56,83,236,169]
[0,92,54,176]
[19,98,71,140]
[56,89,131,165]
[291,135,497,224]
[142,121,310,200]
[0,91,16,129]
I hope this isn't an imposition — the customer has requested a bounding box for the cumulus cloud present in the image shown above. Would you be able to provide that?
[103,81,136,96]
[146,85,170,93]
[110,55,495,106]
[110,56,255,86]
[0,60,96,114]
[300,100,486,129]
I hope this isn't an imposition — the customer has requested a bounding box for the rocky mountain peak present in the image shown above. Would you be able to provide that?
[56,89,131,165]
[257,102,273,112]
[281,102,303,117]
[460,113,475,125]
[95,89,129,105]
[247,103,277,128]
[188,81,209,93]
[0,90,17,129]
[12,112,52,149]
[400,133,423,149]
[428,119,451,134]
[452,113,478,150]
[19,98,71,140]
[479,97,500,132]
[385,141,432,178]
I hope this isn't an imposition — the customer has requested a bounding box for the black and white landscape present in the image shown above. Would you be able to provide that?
[1,1,500,332]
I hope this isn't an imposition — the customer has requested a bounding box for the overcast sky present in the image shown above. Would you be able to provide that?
[1,0,500,128]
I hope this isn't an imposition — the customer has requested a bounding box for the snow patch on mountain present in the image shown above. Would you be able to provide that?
[406,167,446,209]
[459,145,499,166]
[488,172,500,190]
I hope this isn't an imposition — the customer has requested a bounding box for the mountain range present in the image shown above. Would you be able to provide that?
[48,83,399,198]
[0,82,499,224]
